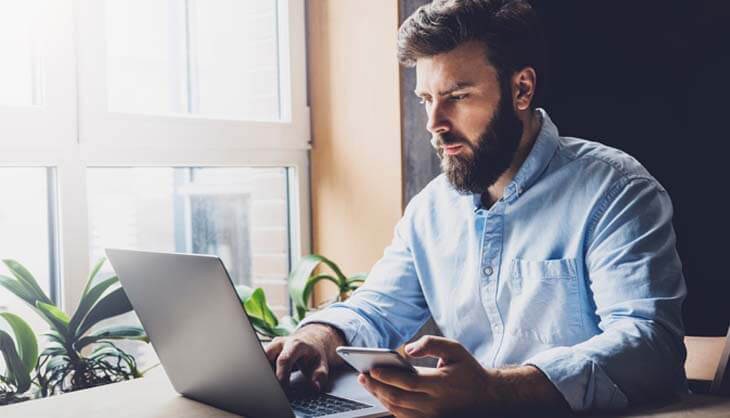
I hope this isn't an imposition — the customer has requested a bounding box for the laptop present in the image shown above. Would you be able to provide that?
[106,248,390,418]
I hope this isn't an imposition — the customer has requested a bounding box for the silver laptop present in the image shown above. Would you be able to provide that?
[106,248,389,418]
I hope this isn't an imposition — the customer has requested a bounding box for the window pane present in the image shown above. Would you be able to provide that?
[0,168,54,335]
[0,1,46,107]
[87,167,292,317]
[105,0,281,121]
[193,0,280,120]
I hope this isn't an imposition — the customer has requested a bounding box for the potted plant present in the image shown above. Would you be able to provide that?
[0,258,150,400]
[237,254,366,339]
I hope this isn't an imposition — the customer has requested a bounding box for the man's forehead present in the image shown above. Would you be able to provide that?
[414,42,497,95]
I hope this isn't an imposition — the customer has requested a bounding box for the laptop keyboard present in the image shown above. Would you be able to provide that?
[289,392,372,417]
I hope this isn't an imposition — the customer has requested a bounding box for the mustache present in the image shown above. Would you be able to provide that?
[430,132,467,150]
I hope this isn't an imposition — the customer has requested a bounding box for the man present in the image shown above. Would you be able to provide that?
[266,0,687,415]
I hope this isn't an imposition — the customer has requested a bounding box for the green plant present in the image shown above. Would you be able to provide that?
[235,285,298,339]
[0,258,149,397]
[236,254,366,339]
[288,254,366,321]
[0,313,38,405]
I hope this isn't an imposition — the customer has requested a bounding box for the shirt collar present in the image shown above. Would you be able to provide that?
[471,108,560,210]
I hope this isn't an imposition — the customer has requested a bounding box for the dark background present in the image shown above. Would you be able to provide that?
[399,0,730,336]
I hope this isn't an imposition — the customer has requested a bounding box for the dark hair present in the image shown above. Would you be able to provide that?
[398,0,548,108]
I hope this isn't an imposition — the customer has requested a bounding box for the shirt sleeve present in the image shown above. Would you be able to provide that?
[525,177,687,411]
[296,205,431,349]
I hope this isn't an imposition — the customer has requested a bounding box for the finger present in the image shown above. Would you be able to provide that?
[301,354,329,391]
[369,367,431,394]
[436,357,445,368]
[358,373,430,410]
[275,340,310,385]
[404,335,468,364]
[264,338,284,364]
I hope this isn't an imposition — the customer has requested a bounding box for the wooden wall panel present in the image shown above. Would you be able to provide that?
[307,0,403,302]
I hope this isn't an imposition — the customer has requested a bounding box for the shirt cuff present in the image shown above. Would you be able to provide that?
[524,346,629,411]
[296,305,380,347]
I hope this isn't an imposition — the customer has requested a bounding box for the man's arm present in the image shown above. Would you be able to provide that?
[525,177,687,410]
[296,202,431,349]
[488,365,570,412]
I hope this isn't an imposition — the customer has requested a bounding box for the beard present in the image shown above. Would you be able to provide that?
[433,86,524,195]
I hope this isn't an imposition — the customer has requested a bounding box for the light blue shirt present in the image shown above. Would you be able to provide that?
[299,109,687,411]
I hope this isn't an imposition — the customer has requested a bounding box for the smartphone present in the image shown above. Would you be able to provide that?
[336,346,417,374]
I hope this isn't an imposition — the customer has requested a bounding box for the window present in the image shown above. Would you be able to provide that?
[0,167,59,334]
[105,0,282,121]
[0,0,310,349]
[0,1,44,107]
[87,167,292,316]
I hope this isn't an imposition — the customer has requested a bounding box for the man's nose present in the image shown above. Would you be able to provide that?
[426,101,450,135]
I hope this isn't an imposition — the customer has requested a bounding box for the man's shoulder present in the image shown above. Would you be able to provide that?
[554,136,665,192]
[404,174,465,214]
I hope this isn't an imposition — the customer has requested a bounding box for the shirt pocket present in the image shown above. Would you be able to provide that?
[506,258,583,344]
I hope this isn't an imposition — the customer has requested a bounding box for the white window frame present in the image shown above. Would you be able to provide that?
[0,0,311,315]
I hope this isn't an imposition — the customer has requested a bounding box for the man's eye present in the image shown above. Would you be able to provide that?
[450,94,467,101]
[418,98,431,105]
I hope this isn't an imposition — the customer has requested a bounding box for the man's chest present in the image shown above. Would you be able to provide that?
[410,198,595,358]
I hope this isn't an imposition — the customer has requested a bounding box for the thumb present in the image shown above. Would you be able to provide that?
[404,336,469,365]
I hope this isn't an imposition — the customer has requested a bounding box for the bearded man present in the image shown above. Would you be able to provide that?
[266,0,687,415]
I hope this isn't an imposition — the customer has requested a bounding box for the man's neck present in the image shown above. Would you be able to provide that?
[481,110,543,209]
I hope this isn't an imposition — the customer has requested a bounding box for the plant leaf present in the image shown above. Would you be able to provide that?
[75,287,134,338]
[0,313,38,377]
[43,331,67,346]
[288,255,324,313]
[44,355,68,373]
[2,259,52,305]
[316,255,348,283]
[249,317,277,338]
[74,325,148,351]
[243,288,278,328]
[0,330,31,392]
[0,275,36,307]
[235,284,254,302]
[273,315,298,336]
[35,302,70,340]
[83,257,108,298]
[347,273,368,285]
[287,255,324,317]
[288,255,350,320]
[346,274,366,292]
[40,346,67,358]
[235,285,282,337]
[69,276,119,337]
[302,274,340,314]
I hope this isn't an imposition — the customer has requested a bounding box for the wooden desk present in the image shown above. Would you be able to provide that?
[4,369,730,417]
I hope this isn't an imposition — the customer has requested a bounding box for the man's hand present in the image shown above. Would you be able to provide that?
[358,335,490,417]
[265,323,345,391]
[359,335,568,417]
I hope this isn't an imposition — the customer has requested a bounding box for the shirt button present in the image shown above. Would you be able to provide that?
[483,265,494,276]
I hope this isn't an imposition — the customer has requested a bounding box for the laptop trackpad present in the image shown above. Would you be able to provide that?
[290,366,383,406]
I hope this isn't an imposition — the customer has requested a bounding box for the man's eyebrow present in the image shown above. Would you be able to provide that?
[414,81,476,97]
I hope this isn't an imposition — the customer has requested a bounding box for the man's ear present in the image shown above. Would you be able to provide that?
[512,67,537,111]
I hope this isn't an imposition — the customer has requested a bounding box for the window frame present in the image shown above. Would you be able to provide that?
[0,0,311,315]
